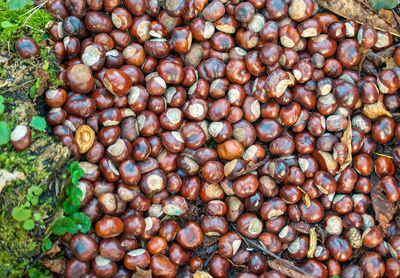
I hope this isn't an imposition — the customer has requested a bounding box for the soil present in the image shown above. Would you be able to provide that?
[0,52,70,277]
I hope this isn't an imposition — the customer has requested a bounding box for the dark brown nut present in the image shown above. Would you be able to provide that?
[81,43,105,71]
[256,118,283,142]
[288,0,314,22]
[202,0,225,22]
[258,232,282,254]
[299,199,324,223]
[307,34,337,58]
[218,232,242,258]
[10,125,31,151]
[96,217,124,238]
[15,37,39,59]
[103,69,133,96]
[144,38,170,59]
[157,59,184,84]
[66,64,95,94]
[279,25,300,48]
[70,233,98,261]
[357,23,377,49]
[124,249,151,270]
[265,69,291,98]
[85,11,113,33]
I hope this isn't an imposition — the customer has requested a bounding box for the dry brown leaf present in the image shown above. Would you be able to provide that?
[227,258,249,270]
[132,266,152,278]
[267,260,314,278]
[317,0,400,36]
[307,228,317,258]
[40,258,66,274]
[43,239,62,258]
[203,235,220,246]
[298,186,311,208]
[312,150,338,174]
[193,271,213,278]
[378,9,397,26]
[362,95,392,119]
[384,57,398,70]
[337,117,352,173]
[371,174,395,235]
[0,169,25,193]
[292,221,311,234]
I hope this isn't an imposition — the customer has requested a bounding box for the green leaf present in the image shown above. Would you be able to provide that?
[30,116,47,131]
[71,186,83,198]
[42,61,49,71]
[1,21,13,28]
[11,207,31,222]
[31,196,39,206]
[70,161,81,174]
[0,121,11,145]
[70,161,85,185]
[23,219,35,230]
[8,0,33,10]
[369,0,399,11]
[29,86,37,99]
[72,212,91,233]
[28,186,43,196]
[33,213,41,221]
[63,196,81,215]
[41,238,52,251]
[51,217,76,236]
[28,268,42,278]
[66,183,73,196]
[0,96,4,114]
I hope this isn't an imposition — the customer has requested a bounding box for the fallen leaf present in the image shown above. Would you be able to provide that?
[378,9,397,26]
[33,68,49,96]
[317,0,400,36]
[227,258,249,270]
[298,187,311,208]
[369,0,400,12]
[307,228,317,258]
[371,174,395,235]
[203,235,220,246]
[337,116,352,173]
[291,221,311,234]
[0,169,25,193]
[362,95,392,119]
[366,46,396,68]
[43,239,62,258]
[193,271,213,278]
[384,57,398,70]
[132,266,152,278]
[312,150,338,174]
[267,260,313,278]
[40,258,65,274]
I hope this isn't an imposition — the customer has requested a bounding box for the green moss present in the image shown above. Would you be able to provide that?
[0,147,55,277]
[0,0,61,89]
[0,102,69,277]
[0,0,54,47]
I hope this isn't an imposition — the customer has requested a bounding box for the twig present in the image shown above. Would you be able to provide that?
[22,1,48,26]
[373,152,393,159]
[231,224,314,277]
[0,79,35,93]
[233,156,269,177]
[203,245,217,268]
[26,25,45,33]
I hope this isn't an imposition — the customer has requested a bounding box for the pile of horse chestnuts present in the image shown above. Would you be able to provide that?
[19,0,400,276]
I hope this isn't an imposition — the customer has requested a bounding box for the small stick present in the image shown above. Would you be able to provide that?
[231,224,313,277]
[233,156,269,177]
[203,245,217,268]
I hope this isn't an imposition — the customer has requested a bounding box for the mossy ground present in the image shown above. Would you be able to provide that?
[0,1,70,277]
